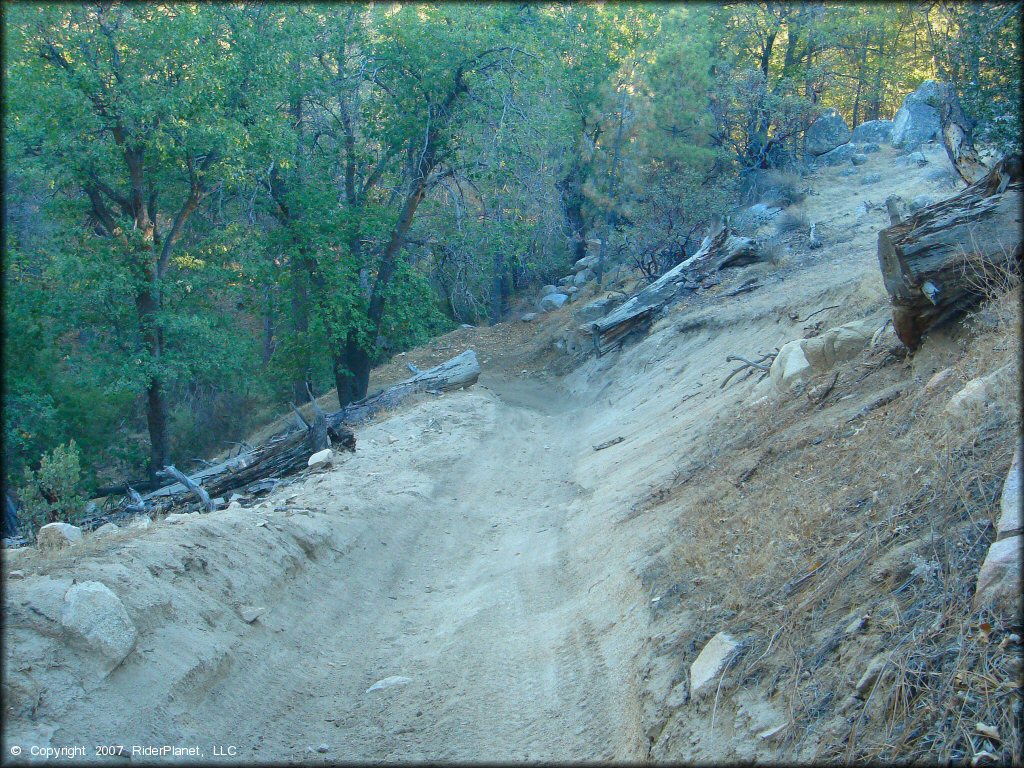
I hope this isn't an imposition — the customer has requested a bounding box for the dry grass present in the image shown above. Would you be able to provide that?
[644,286,1021,762]
[775,208,810,235]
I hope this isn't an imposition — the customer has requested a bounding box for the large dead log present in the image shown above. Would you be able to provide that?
[146,419,353,502]
[139,350,477,508]
[329,348,480,427]
[878,155,1023,351]
[582,226,759,356]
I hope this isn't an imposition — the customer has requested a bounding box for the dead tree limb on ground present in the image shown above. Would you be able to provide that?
[877,155,1022,351]
[113,351,475,518]
[158,465,214,513]
[720,351,778,390]
[583,226,761,356]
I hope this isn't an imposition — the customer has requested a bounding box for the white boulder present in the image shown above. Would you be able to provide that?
[307,448,334,469]
[973,535,1021,613]
[36,522,84,551]
[770,340,813,391]
[61,581,137,674]
[997,444,1022,541]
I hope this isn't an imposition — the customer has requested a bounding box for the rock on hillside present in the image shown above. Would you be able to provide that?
[806,109,852,156]
[891,80,942,149]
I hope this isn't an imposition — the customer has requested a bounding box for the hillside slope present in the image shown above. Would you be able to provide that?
[3,141,1019,763]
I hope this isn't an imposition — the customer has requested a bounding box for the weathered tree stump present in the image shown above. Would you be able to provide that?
[877,155,1022,351]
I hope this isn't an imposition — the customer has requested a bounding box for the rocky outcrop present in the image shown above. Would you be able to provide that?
[770,320,877,392]
[973,444,1023,614]
[944,365,1014,420]
[806,109,852,156]
[996,444,1021,540]
[852,119,894,144]
[891,80,942,149]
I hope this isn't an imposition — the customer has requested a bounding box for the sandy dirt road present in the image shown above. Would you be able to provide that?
[120,374,646,763]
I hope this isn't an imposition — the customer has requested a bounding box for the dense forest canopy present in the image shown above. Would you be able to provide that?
[3,2,1020,526]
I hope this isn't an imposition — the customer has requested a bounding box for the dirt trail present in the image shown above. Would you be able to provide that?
[4,375,648,763]
[190,376,638,762]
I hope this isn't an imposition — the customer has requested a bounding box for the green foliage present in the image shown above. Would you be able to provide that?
[16,441,87,537]
[3,2,1020,493]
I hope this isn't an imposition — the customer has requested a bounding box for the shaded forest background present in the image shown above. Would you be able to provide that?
[3,2,1020,508]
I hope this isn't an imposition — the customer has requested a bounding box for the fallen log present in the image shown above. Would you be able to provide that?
[158,465,214,512]
[138,350,476,508]
[329,348,480,427]
[877,155,1023,351]
[144,418,353,503]
[582,226,759,356]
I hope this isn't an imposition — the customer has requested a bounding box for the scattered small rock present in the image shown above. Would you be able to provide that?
[92,522,121,538]
[850,153,867,166]
[308,448,334,469]
[520,313,538,323]
[37,522,84,550]
[164,513,195,523]
[924,367,955,392]
[861,172,882,185]
[844,614,868,635]
[689,632,740,698]
[240,606,266,623]
[757,723,788,741]
[316,744,329,753]
[855,654,888,696]
[128,515,152,530]
[366,675,412,693]
[9,570,25,580]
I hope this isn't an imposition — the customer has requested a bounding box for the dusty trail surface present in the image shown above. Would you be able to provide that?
[193,377,633,762]
[4,374,646,763]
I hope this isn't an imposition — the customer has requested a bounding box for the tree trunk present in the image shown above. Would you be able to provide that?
[938,81,988,185]
[877,156,1023,351]
[145,377,171,482]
